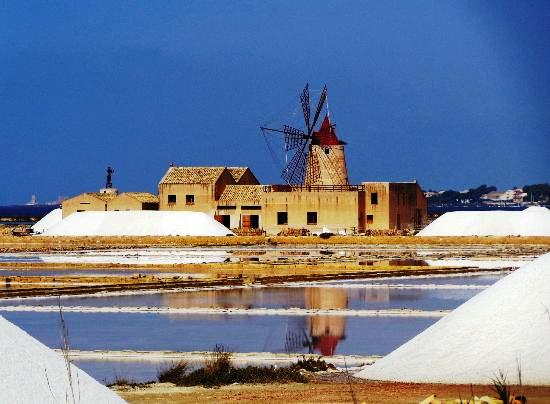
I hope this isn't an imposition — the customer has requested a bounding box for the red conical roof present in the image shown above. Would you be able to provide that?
[313,115,340,146]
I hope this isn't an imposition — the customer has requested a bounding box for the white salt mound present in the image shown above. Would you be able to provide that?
[417,206,550,236]
[0,315,125,403]
[31,208,63,234]
[356,253,550,385]
[43,211,234,237]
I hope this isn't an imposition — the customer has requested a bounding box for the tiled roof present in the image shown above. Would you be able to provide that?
[159,167,226,185]
[219,185,264,204]
[120,192,159,203]
[85,192,117,202]
[227,167,248,182]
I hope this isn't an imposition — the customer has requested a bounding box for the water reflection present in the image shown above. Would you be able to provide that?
[306,288,347,355]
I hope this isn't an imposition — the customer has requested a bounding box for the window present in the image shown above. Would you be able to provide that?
[366,214,374,224]
[324,148,330,154]
[277,212,288,225]
[217,205,236,210]
[307,211,317,225]
[168,194,176,204]
[186,194,194,205]
[370,192,378,205]
[242,206,261,210]
[79,202,91,205]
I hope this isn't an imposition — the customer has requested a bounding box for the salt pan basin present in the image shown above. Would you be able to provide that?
[356,253,550,385]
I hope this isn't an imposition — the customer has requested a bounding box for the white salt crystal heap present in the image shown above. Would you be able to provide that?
[356,253,550,384]
[417,206,550,236]
[31,208,63,234]
[42,210,234,237]
[0,315,125,403]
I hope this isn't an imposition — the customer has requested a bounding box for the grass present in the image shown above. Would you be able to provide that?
[157,345,309,387]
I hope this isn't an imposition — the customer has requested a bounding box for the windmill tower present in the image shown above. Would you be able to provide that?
[261,84,349,186]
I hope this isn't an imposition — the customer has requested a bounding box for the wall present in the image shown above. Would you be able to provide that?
[362,182,390,230]
[262,189,359,235]
[388,183,427,229]
[61,194,109,218]
[109,194,158,211]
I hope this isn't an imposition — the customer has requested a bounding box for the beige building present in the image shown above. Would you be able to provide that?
[62,191,158,218]
[157,167,259,215]
[109,192,159,211]
[62,192,117,218]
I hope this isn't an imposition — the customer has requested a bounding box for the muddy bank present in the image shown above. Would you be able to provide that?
[114,379,550,404]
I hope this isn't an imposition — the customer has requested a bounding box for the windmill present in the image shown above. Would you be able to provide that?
[260,84,349,186]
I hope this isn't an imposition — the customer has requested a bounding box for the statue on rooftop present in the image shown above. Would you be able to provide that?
[106,166,114,189]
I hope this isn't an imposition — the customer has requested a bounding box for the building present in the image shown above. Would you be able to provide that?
[109,192,159,211]
[157,168,427,234]
[62,192,117,218]
[62,191,157,218]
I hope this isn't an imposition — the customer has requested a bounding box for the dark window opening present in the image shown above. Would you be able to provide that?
[324,148,330,154]
[142,202,159,211]
[277,212,288,225]
[77,209,84,212]
[217,205,236,210]
[307,211,317,225]
[79,202,91,205]
[215,215,231,228]
[371,192,378,205]
[242,205,261,210]
[186,195,194,205]
[242,214,259,229]
[168,194,177,204]
[366,214,374,224]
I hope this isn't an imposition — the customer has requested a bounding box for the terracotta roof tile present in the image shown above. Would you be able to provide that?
[227,167,248,182]
[85,192,117,202]
[219,185,264,204]
[159,167,226,185]
[120,192,159,203]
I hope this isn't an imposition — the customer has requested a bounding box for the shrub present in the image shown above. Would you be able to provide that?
[292,356,335,372]
[157,361,189,384]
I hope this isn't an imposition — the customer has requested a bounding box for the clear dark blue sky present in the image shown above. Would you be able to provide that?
[1,1,549,203]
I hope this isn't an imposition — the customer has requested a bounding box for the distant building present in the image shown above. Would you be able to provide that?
[62,191,157,218]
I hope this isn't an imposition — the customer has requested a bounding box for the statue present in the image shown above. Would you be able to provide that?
[106,166,114,189]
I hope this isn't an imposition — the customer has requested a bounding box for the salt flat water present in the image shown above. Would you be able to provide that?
[0,272,507,383]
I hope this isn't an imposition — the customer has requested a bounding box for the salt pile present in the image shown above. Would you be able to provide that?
[42,211,234,237]
[356,253,550,385]
[417,206,550,236]
[0,315,125,403]
[31,208,63,234]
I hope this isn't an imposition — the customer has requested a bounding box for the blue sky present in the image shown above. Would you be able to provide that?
[1,1,549,203]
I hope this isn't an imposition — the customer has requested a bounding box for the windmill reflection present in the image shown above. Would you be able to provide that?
[285,287,348,356]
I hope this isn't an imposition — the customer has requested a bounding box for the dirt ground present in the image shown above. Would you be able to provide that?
[1,235,549,253]
[115,380,550,404]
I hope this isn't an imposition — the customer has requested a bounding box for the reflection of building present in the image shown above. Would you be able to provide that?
[305,288,347,356]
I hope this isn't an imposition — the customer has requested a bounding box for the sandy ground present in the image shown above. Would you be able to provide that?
[115,379,550,403]
[1,235,550,253]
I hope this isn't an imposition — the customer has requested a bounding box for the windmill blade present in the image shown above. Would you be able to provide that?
[282,143,309,184]
[300,83,311,134]
[310,84,328,134]
[283,125,307,151]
